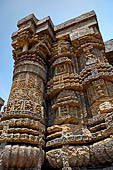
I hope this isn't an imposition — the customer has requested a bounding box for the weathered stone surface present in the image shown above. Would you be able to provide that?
[105,39,113,53]
[1,10,113,169]
[0,98,4,111]
[105,39,113,66]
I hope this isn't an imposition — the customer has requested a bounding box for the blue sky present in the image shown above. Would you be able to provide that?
[0,0,113,105]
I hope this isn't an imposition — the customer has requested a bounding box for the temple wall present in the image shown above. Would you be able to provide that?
[0,10,113,170]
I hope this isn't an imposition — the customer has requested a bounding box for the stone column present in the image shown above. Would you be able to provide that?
[46,15,113,169]
[46,38,84,169]
[70,26,113,118]
[0,14,54,169]
[47,39,83,126]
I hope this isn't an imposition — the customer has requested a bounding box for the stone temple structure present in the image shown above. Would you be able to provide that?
[0,10,113,170]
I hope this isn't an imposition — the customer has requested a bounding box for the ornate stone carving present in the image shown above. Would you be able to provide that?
[1,10,113,170]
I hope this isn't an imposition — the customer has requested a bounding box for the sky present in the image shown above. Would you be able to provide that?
[0,0,113,105]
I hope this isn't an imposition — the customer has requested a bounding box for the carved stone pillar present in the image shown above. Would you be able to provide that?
[0,14,54,169]
[46,11,113,169]
[70,25,113,118]
[46,37,86,169]
[47,39,83,125]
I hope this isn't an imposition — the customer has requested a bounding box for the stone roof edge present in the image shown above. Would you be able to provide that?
[13,10,99,40]
[54,10,96,32]
[17,13,38,27]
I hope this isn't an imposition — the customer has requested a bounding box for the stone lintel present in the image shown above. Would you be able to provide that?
[55,10,96,32]
[55,10,98,40]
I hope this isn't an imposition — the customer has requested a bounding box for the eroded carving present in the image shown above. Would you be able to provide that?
[1,10,113,170]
